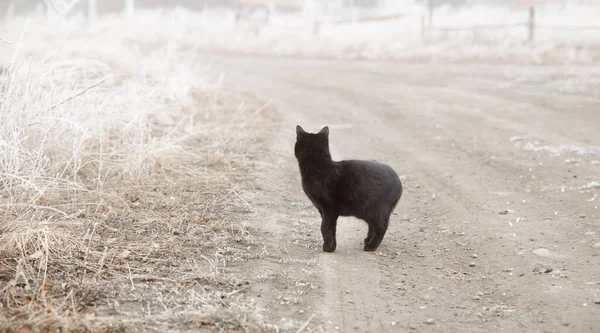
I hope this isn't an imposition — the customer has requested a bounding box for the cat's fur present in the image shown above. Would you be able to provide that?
[294,125,403,253]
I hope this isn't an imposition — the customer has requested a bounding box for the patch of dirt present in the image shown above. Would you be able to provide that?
[200,54,600,332]
[5,50,598,332]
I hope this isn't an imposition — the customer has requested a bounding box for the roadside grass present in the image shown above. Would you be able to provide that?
[0,10,283,333]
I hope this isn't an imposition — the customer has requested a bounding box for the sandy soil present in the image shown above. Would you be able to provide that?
[200,54,600,332]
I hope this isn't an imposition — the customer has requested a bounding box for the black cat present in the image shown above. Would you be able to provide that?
[294,125,403,253]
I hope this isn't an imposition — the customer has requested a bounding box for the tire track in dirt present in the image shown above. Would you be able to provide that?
[307,69,600,330]
[240,78,500,332]
[201,53,600,332]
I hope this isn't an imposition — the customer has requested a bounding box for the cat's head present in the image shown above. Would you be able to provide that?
[294,125,330,160]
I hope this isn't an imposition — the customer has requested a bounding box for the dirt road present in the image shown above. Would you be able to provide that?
[201,54,600,332]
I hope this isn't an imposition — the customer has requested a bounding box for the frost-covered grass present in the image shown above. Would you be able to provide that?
[88,3,600,65]
[0,9,280,332]
[0,12,202,264]
[0,11,202,208]
[9,3,593,67]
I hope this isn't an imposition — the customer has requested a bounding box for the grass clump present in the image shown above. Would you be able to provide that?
[0,9,278,333]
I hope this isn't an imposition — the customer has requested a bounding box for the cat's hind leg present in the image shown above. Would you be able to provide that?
[364,214,389,252]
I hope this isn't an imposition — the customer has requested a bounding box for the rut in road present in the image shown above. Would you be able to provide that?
[204,54,600,333]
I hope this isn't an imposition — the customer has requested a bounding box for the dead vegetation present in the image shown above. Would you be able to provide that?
[0,89,279,332]
[0,11,284,333]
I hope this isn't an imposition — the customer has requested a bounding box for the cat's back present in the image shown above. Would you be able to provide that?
[337,159,401,189]
[339,159,398,177]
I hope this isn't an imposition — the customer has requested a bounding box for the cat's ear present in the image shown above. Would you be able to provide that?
[318,126,329,137]
[296,125,306,136]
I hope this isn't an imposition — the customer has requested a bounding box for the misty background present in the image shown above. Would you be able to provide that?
[2,0,599,54]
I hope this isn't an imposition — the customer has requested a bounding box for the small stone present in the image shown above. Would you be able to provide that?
[391,322,396,326]
[562,322,570,327]
[473,296,481,300]
[580,214,586,218]
[298,310,305,314]
[409,325,417,330]
[533,248,551,257]
[353,324,359,329]
[345,290,351,294]
[533,263,553,274]
[593,242,600,248]
[424,318,435,325]
[469,262,476,267]
[419,227,425,232]
[476,292,484,296]
[472,254,478,258]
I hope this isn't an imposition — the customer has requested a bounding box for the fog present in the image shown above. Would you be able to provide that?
[2,0,599,64]
[1,1,599,332]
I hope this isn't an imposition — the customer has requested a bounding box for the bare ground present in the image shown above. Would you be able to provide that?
[199,54,600,332]
[4,53,598,333]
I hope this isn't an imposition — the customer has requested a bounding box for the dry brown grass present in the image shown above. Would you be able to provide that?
[0,11,284,332]
[1,106,281,332]
[0,88,280,332]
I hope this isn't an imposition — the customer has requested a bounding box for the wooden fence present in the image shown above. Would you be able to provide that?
[427,5,600,43]
[330,3,600,44]
[10,0,600,44]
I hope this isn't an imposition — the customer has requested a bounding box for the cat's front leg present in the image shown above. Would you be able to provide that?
[320,211,339,252]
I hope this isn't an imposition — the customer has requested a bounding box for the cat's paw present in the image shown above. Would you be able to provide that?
[322,242,336,253]
[363,244,378,252]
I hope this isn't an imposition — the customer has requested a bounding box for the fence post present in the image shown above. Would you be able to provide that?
[5,1,15,21]
[421,12,426,42]
[125,0,135,18]
[528,6,535,43]
[88,0,97,23]
[428,0,434,26]
[427,0,434,39]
